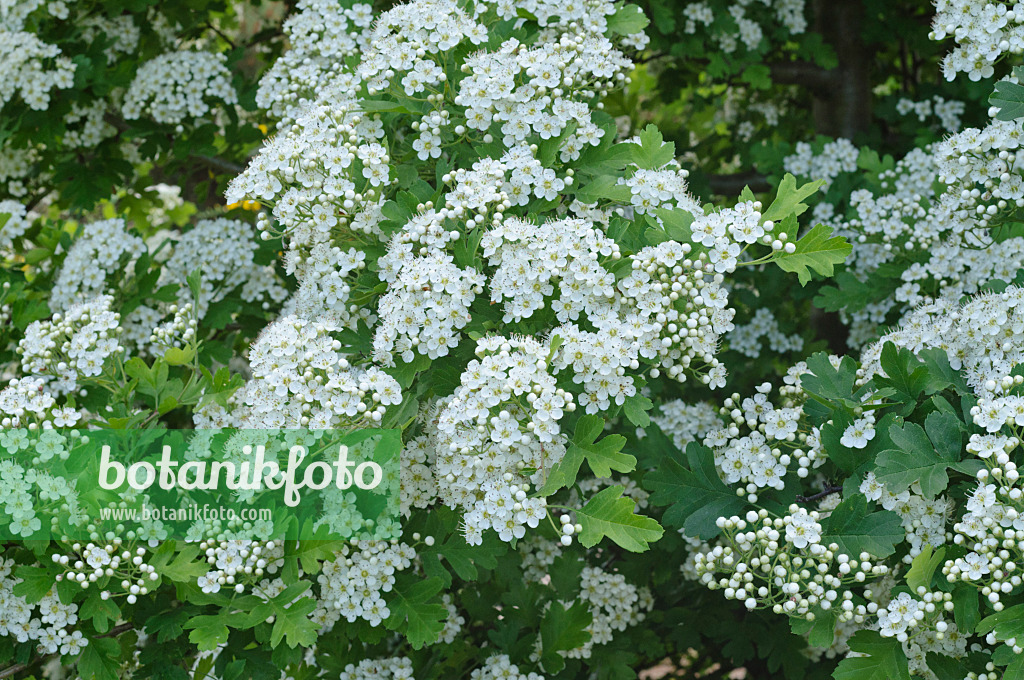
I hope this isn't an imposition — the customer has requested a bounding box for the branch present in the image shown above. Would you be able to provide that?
[193,155,244,175]
[707,171,770,195]
[767,61,835,97]
[796,485,843,504]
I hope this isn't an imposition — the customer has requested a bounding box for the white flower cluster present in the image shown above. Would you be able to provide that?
[695,507,890,618]
[18,295,123,393]
[255,0,373,123]
[700,382,822,500]
[340,657,414,680]
[162,217,286,317]
[50,218,146,312]
[314,541,416,629]
[195,539,284,596]
[0,559,85,655]
[727,307,803,359]
[0,377,79,428]
[122,50,237,125]
[400,434,438,516]
[0,145,39,197]
[680,0,807,53]
[650,400,721,450]
[62,101,117,149]
[565,566,653,659]
[430,335,569,545]
[931,0,1023,81]
[895,95,965,132]
[0,30,75,110]
[195,315,401,429]
[0,198,30,254]
[471,655,543,680]
[0,444,78,537]
[860,472,951,561]
[783,138,859,192]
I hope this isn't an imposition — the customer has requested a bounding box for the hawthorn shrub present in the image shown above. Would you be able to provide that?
[1,1,1024,680]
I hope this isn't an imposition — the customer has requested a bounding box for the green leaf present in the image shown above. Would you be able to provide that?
[576,485,664,552]
[645,442,746,539]
[623,394,653,428]
[78,637,122,680]
[573,175,633,204]
[540,600,593,672]
[605,3,649,35]
[876,342,929,408]
[820,494,903,558]
[791,607,838,648]
[762,173,825,223]
[268,596,319,648]
[188,621,230,651]
[874,411,962,499]
[150,543,209,582]
[12,565,56,603]
[991,71,1024,121]
[386,576,448,649]
[538,415,635,495]
[905,545,946,593]
[652,207,694,242]
[977,604,1024,645]
[81,591,121,634]
[627,125,675,170]
[952,583,981,634]
[833,631,910,680]
[771,222,852,286]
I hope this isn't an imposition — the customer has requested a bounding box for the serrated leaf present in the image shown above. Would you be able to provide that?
[874,411,962,499]
[771,222,852,286]
[991,72,1024,121]
[627,125,675,170]
[905,545,946,593]
[762,173,825,223]
[645,442,747,539]
[576,485,664,552]
[977,604,1024,645]
[78,637,122,680]
[952,583,981,634]
[820,494,903,558]
[386,576,448,649]
[540,600,593,672]
[538,415,635,495]
[623,394,653,427]
[833,631,910,680]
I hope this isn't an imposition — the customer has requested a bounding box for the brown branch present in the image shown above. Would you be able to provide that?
[796,485,843,504]
[767,61,835,97]
[707,171,770,195]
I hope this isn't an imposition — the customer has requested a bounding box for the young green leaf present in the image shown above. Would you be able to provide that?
[771,222,852,286]
[833,630,910,680]
[576,485,664,552]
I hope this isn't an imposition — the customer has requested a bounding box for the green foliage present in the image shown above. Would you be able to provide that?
[576,486,665,552]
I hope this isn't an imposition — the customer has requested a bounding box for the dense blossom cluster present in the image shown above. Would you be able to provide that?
[694,507,890,618]
[315,541,415,629]
[0,559,85,655]
[931,0,1023,80]
[196,315,401,429]
[50,219,146,312]
[783,138,859,192]
[122,51,238,125]
[18,295,123,393]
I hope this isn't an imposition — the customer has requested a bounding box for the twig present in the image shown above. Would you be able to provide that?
[796,485,843,504]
